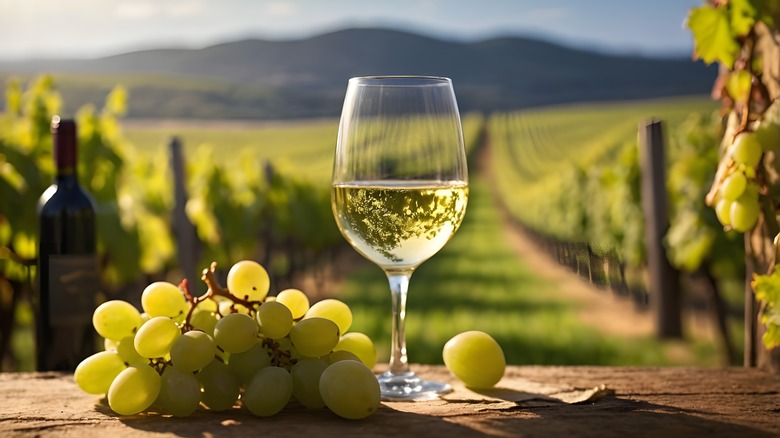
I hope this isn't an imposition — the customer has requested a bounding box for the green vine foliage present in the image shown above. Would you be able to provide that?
[688,0,780,348]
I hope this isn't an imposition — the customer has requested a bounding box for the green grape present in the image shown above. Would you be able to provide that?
[107,364,161,416]
[256,301,293,339]
[195,297,218,313]
[213,313,258,354]
[730,192,760,232]
[443,331,505,389]
[715,198,733,227]
[227,343,271,385]
[227,260,270,302]
[141,281,188,318]
[134,316,181,359]
[170,330,215,372]
[74,351,126,395]
[158,367,201,417]
[104,338,118,351]
[116,336,145,365]
[289,317,340,358]
[190,309,218,336]
[720,172,747,201]
[730,131,763,168]
[276,288,309,320]
[290,358,329,408]
[327,350,361,364]
[218,299,250,316]
[319,360,380,420]
[333,332,377,369]
[243,366,293,417]
[305,299,352,334]
[197,360,240,411]
[93,300,143,341]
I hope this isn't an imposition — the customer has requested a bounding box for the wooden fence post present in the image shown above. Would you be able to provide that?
[639,119,682,339]
[169,137,201,284]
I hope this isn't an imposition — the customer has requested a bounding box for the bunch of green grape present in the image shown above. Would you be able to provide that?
[75,260,381,420]
[713,127,774,232]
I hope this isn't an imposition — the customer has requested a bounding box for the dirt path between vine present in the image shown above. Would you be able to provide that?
[476,130,719,346]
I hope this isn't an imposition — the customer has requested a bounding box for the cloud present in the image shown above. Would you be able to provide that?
[166,0,207,18]
[266,1,299,17]
[115,1,159,20]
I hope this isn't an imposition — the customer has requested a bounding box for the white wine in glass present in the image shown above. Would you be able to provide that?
[331,76,469,400]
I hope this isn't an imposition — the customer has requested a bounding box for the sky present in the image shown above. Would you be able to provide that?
[0,0,703,61]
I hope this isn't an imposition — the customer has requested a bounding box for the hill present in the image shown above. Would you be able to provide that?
[0,28,716,119]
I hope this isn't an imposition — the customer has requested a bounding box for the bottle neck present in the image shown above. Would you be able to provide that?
[52,118,78,185]
[55,169,78,187]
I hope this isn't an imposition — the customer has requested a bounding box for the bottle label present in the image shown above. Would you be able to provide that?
[48,254,99,326]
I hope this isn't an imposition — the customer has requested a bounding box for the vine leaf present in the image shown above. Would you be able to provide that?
[730,0,757,37]
[751,268,780,348]
[687,5,740,68]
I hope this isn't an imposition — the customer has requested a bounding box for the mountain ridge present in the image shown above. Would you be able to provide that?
[0,27,715,119]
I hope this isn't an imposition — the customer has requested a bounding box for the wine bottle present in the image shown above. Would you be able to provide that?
[35,116,99,371]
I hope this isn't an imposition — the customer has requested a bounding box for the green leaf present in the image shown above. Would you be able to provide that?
[687,5,740,68]
[730,0,757,37]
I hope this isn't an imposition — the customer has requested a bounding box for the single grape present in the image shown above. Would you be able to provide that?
[107,364,161,416]
[134,316,181,359]
[116,336,145,365]
[218,299,250,316]
[730,193,760,232]
[227,260,270,302]
[195,296,218,313]
[319,360,380,420]
[213,312,258,354]
[74,351,126,395]
[93,300,143,341]
[197,360,240,411]
[290,358,329,408]
[276,288,310,320]
[170,330,216,372]
[730,131,763,168]
[443,331,505,389]
[327,350,361,364]
[141,281,188,318]
[333,332,377,369]
[104,338,118,351]
[720,172,747,201]
[158,366,201,417]
[243,366,293,417]
[227,343,271,385]
[289,317,340,358]
[715,198,732,227]
[190,309,218,336]
[256,301,293,339]
[305,299,352,334]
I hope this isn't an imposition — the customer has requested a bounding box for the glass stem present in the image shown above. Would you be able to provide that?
[386,271,413,376]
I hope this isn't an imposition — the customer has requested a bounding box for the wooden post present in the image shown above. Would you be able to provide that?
[639,119,682,339]
[169,137,201,284]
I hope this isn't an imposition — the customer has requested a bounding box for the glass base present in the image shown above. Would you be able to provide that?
[377,370,452,401]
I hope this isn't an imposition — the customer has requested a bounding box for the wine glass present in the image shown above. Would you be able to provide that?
[331,76,469,400]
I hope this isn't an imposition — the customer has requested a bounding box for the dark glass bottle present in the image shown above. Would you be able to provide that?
[36,116,99,371]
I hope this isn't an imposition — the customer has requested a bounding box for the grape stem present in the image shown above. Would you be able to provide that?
[179,262,264,331]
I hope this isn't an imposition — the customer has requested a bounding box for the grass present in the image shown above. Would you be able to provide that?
[338,175,721,366]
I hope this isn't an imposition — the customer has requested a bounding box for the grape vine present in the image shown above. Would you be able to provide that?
[688,0,780,354]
